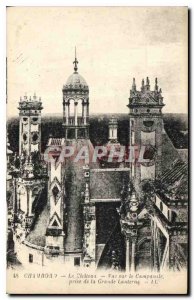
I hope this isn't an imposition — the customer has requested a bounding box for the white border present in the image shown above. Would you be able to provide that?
[0,1,192,299]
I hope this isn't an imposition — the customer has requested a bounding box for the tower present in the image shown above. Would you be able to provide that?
[128,77,165,194]
[62,49,89,139]
[13,94,45,236]
[45,51,91,264]
[18,94,43,156]
[108,117,118,143]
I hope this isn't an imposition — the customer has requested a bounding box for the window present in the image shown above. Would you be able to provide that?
[29,254,33,263]
[147,109,150,113]
[143,146,155,160]
[23,133,27,142]
[168,210,171,221]
[160,201,163,212]
[32,133,38,142]
[143,120,154,127]
[74,257,80,266]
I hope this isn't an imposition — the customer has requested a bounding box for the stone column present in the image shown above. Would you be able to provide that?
[109,128,112,140]
[131,237,137,272]
[86,101,89,118]
[83,103,87,125]
[68,102,70,122]
[150,218,155,270]
[26,186,29,216]
[125,236,130,272]
[28,188,33,216]
[65,103,69,125]
[19,118,22,155]
[28,117,31,156]
[114,127,117,139]
[74,102,78,126]
[153,221,159,271]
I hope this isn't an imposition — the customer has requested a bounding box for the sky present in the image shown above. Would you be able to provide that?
[7,7,188,117]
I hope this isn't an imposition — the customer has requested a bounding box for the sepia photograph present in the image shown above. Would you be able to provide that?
[5,5,188,294]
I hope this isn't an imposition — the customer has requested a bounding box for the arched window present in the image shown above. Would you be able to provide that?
[77,100,82,117]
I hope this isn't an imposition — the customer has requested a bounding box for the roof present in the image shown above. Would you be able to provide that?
[177,149,188,162]
[63,72,89,91]
[128,78,164,108]
[159,159,188,203]
[64,139,96,252]
[26,204,49,247]
[90,169,129,200]
[161,130,181,173]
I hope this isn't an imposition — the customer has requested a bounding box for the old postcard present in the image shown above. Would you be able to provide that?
[6,6,188,294]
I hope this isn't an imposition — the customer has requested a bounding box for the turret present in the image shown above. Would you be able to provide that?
[18,94,43,156]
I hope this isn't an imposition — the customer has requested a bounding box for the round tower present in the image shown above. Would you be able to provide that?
[62,49,89,139]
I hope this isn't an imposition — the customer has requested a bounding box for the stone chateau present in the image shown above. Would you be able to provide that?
[7,54,188,271]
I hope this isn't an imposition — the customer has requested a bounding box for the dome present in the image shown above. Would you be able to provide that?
[63,52,89,92]
[64,72,88,91]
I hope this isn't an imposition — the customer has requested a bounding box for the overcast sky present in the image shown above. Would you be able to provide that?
[7,7,188,117]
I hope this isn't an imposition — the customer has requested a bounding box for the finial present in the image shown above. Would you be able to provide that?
[73,46,79,72]
[155,78,158,91]
[33,92,36,100]
[142,79,144,86]
[145,77,150,91]
[132,78,136,91]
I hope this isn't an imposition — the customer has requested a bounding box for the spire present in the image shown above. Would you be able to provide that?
[132,78,136,91]
[155,77,158,91]
[146,77,150,90]
[141,79,145,91]
[73,46,79,72]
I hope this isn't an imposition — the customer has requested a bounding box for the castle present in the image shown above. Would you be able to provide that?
[7,54,188,271]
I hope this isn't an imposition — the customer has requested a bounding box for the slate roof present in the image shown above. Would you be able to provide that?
[161,130,181,174]
[26,205,49,247]
[90,169,129,200]
[177,149,188,163]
